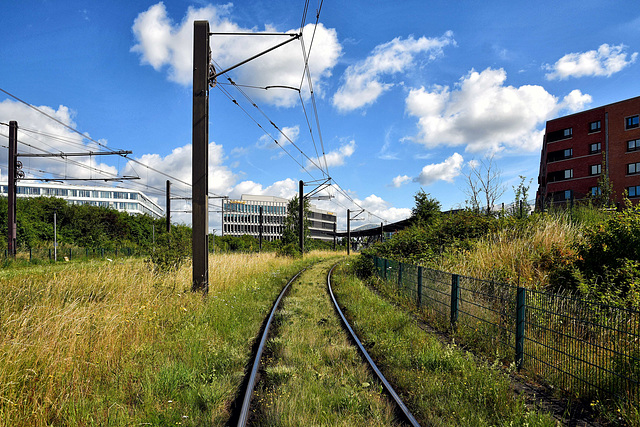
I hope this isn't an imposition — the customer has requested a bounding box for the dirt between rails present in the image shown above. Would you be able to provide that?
[362,280,608,427]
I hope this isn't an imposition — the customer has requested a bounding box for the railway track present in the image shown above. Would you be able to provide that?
[233,260,420,426]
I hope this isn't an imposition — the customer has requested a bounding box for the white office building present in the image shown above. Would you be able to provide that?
[222,194,336,242]
[0,181,163,218]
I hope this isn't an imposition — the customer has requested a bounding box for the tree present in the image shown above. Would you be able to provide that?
[282,195,311,249]
[411,190,441,225]
[591,153,614,208]
[463,155,506,215]
[512,175,532,218]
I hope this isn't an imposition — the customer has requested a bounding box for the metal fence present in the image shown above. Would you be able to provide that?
[2,247,140,262]
[372,255,639,405]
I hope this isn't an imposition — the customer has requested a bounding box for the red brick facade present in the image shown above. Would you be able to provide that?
[537,96,640,208]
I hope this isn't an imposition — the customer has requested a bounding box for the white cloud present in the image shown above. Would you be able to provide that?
[131,3,341,107]
[257,125,300,149]
[333,31,455,112]
[122,141,236,198]
[306,139,356,170]
[405,67,590,153]
[391,175,411,187]
[0,99,118,181]
[545,43,638,80]
[415,153,464,186]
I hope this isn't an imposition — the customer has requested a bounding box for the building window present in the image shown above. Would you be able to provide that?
[548,169,574,182]
[590,164,602,175]
[589,142,601,154]
[547,127,573,143]
[564,169,573,179]
[589,121,601,133]
[626,115,639,130]
[628,139,640,152]
[629,186,640,198]
[565,190,573,200]
[547,148,573,162]
[628,162,640,175]
[590,186,601,196]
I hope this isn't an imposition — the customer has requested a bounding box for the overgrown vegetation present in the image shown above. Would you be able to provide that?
[332,263,556,426]
[0,251,339,425]
[0,196,183,251]
[366,190,640,308]
[251,258,399,425]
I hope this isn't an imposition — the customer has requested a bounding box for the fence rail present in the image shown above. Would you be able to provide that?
[372,255,639,406]
[2,247,140,262]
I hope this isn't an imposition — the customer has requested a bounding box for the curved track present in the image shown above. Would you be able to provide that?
[327,263,421,427]
[235,262,420,427]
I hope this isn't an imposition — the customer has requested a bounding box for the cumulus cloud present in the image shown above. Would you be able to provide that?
[545,43,638,80]
[391,175,411,187]
[122,141,236,198]
[131,2,341,107]
[414,153,464,186]
[257,125,300,149]
[306,139,355,170]
[333,31,455,112]
[0,99,118,182]
[405,67,591,153]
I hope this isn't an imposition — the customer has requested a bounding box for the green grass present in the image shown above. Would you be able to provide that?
[0,252,338,426]
[252,258,400,426]
[331,262,557,426]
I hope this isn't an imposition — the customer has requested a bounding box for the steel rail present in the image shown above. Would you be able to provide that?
[327,263,421,427]
[236,267,306,426]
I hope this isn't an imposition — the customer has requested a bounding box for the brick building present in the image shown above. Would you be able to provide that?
[536,95,640,208]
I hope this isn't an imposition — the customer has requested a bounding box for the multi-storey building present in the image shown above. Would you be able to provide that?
[222,194,337,242]
[536,95,640,207]
[0,181,163,218]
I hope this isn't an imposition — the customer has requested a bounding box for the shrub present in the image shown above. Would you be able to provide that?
[276,243,302,258]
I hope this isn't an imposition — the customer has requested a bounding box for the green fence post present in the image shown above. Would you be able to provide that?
[29,248,32,262]
[49,249,52,260]
[515,287,526,370]
[69,248,72,260]
[384,258,389,281]
[398,262,403,289]
[417,266,423,308]
[450,274,460,326]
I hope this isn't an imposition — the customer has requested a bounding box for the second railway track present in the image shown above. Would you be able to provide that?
[232,258,420,426]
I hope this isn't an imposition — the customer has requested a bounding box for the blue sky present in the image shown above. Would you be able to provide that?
[1,0,639,231]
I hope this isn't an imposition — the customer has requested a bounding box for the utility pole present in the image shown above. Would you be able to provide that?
[259,206,263,252]
[54,209,57,261]
[299,180,304,254]
[347,209,350,256]
[166,180,171,233]
[333,221,336,251]
[380,222,384,243]
[192,20,210,293]
[7,121,18,257]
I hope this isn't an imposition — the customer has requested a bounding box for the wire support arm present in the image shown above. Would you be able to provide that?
[209,33,301,83]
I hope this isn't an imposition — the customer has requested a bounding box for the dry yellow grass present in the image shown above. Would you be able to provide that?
[438,214,582,288]
[0,251,307,425]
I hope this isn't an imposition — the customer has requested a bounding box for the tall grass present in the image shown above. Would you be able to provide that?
[438,212,582,288]
[0,252,328,425]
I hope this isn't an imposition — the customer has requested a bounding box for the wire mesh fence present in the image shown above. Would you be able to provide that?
[1,247,141,262]
[372,255,639,406]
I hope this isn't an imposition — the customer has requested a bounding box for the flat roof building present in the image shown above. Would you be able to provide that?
[0,181,163,218]
[222,194,337,242]
[536,95,640,208]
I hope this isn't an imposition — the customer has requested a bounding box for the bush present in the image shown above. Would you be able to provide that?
[146,231,191,274]
[276,243,302,258]
[351,254,376,279]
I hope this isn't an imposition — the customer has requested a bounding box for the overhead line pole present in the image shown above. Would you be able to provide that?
[8,121,17,257]
[299,179,304,254]
[166,180,171,233]
[192,20,210,294]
